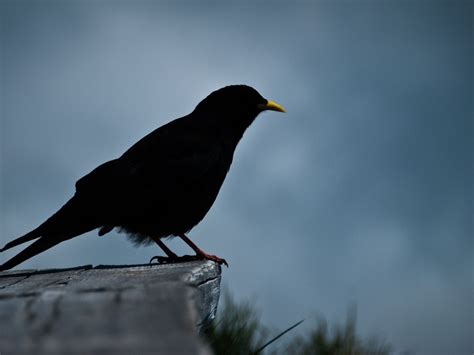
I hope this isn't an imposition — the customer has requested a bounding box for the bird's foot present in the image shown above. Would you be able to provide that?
[149,254,199,265]
[177,234,228,267]
[149,255,173,264]
[149,253,228,267]
[195,251,228,267]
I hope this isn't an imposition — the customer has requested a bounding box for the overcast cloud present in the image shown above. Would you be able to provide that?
[1,1,472,354]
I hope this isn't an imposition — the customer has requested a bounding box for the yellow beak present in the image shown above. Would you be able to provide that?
[258,100,286,113]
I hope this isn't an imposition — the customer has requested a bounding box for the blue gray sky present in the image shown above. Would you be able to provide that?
[1,1,472,354]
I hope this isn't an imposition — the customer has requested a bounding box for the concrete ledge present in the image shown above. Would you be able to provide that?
[0,261,221,354]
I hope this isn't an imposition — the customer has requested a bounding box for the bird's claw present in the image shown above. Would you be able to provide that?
[149,255,171,264]
[201,254,228,267]
[149,254,199,265]
[148,253,228,267]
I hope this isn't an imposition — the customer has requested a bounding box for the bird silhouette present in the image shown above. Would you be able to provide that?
[0,85,285,271]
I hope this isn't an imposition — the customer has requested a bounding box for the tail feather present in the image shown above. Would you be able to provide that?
[0,236,63,271]
[1,195,100,271]
[0,228,42,252]
[0,197,77,253]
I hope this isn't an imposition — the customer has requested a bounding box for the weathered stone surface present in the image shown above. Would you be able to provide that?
[0,261,221,354]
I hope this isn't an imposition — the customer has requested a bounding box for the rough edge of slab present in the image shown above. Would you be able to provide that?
[0,260,221,353]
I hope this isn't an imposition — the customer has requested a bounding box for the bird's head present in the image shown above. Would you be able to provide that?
[194,85,285,132]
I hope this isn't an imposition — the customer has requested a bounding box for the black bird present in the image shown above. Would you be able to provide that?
[0,85,285,271]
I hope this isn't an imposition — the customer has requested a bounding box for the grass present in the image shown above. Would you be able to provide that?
[204,291,394,355]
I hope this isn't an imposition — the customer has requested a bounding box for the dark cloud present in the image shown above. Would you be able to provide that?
[1,1,471,354]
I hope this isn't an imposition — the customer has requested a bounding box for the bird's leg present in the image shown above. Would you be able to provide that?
[154,238,178,258]
[178,233,228,267]
[149,237,179,264]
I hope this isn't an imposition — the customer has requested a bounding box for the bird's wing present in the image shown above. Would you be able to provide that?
[75,159,123,194]
[124,128,224,194]
[75,116,223,198]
